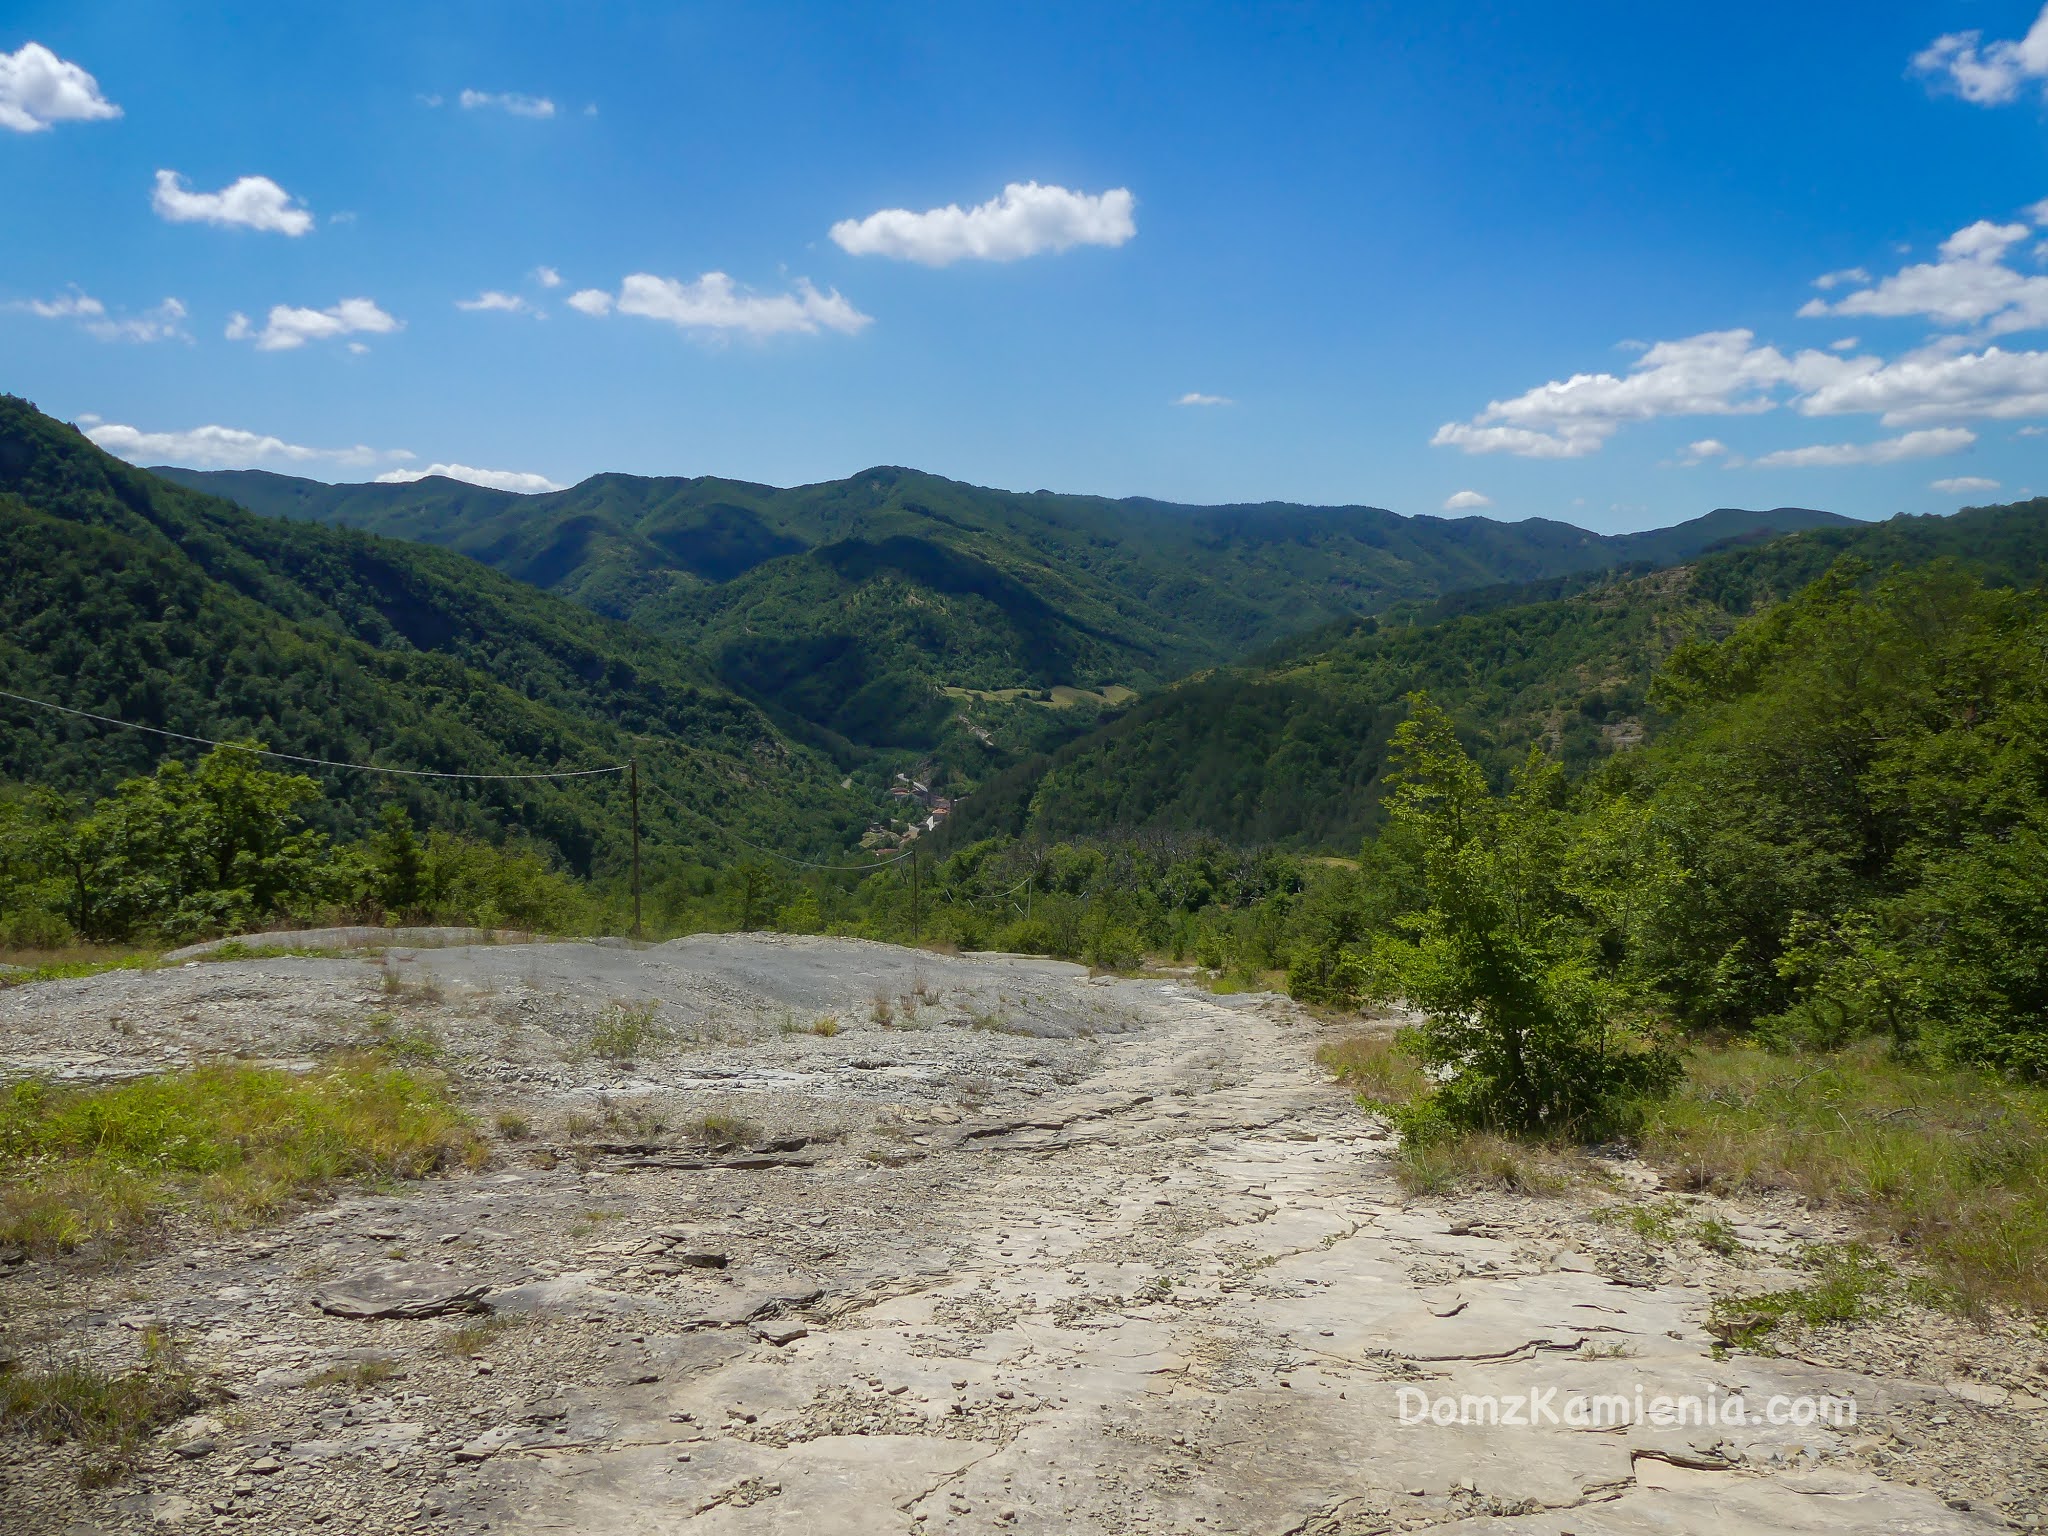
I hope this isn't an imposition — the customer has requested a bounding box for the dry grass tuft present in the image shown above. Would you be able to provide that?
[689,1112,759,1151]
[0,1331,209,1486]
[304,1356,399,1392]
[589,1000,666,1062]
[1394,1132,1587,1197]
[1316,1034,1429,1107]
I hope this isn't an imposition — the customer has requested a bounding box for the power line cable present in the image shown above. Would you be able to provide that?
[0,687,626,781]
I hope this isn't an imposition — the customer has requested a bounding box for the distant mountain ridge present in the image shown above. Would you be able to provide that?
[158,459,1855,775]
[0,396,863,871]
[939,496,2048,851]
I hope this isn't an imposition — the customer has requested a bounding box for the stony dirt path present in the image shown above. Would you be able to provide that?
[3,936,2040,1534]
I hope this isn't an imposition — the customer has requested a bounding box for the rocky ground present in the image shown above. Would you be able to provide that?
[3,934,2044,1535]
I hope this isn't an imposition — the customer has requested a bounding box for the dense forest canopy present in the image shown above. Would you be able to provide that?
[162,457,1852,779]
[944,497,2048,850]
[0,395,865,879]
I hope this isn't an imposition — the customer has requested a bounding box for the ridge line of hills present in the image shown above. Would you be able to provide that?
[12,390,2044,875]
[155,457,1854,777]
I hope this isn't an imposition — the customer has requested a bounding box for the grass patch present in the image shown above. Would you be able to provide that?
[0,1059,486,1256]
[1639,1044,2048,1313]
[493,1111,532,1141]
[1394,1131,1588,1197]
[1707,1244,1894,1350]
[1317,1034,1429,1108]
[589,1000,666,1062]
[0,953,160,989]
[365,1014,441,1063]
[689,1112,759,1152]
[195,942,348,964]
[435,1318,513,1357]
[304,1356,399,1392]
[1588,1197,1747,1254]
[0,1332,208,1486]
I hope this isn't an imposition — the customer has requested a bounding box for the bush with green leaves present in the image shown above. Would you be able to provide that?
[1365,699,1680,1142]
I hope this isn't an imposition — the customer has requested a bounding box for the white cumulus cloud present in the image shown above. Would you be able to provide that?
[1435,205,2048,460]
[1799,218,2048,336]
[460,89,555,119]
[830,181,1136,266]
[152,170,313,236]
[0,41,120,132]
[534,266,562,288]
[1799,344,2048,425]
[1751,427,1976,469]
[1441,490,1493,510]
[10,288,187,343]
[456,290,531,314]
[1174,392,1231,407]
[81,417,406,471]
[226,297,400,351]
[374,464,562,494]
[1913,6,2048,105]
[571,272,869,338]
[1680,438,1736,466]
[1432,330,1859,459]
[1931,475,2000,494]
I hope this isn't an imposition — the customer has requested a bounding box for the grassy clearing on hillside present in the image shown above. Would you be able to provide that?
[1639,1045,2048,1314]
[0,1058,485,1256]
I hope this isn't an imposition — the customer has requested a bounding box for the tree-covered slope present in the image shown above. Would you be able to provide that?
[159,459,1853,767]
[0,396,865,873]
[944,498,2048,851]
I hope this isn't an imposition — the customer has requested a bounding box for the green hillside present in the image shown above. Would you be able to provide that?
[945,498,2048,850]
[160,461,1852,770]
[0,396,865,874]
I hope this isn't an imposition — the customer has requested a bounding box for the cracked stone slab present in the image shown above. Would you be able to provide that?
[311,1263,490,1320]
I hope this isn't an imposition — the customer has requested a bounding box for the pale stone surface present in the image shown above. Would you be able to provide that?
[1,935,2037,1533]
[311,1264,490,1320]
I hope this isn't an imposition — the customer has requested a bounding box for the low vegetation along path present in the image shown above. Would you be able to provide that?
[4,937,2038,1534]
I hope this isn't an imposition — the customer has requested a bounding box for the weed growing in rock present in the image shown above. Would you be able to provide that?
[1708,1244,1894,1350]
[304,1357,399,1392]
[689,1112,758,1151]
[435,1319,513,1357]
[0,1331,208,1487]
[589,1000,665,1062]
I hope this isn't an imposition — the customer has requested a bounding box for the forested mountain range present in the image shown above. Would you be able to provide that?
[160,461,1851,772]
[0,396,863,875]
[942,496,2048,850]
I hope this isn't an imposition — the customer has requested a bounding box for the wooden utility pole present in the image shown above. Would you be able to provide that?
[629,757,643,941]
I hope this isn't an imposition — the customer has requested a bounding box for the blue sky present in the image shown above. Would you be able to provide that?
[4,3,2047,530]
